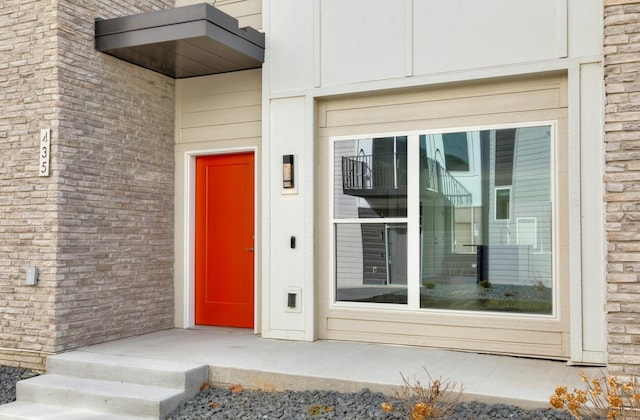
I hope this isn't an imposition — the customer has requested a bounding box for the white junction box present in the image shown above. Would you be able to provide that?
[26,267,38,286]
[285,287,301,313]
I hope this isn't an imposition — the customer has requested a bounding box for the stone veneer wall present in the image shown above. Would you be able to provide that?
[0,0,59,371]
[605,0,640,376]
[0,0,176,370]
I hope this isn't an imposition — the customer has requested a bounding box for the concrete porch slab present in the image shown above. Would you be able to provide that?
[75,328,603,409]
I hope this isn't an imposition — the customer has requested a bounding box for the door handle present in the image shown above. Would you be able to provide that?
[245,248,255,251]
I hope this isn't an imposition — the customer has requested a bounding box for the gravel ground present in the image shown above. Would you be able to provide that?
[167,387,573,420]
[0,366,36,405]
[0,365,572,419]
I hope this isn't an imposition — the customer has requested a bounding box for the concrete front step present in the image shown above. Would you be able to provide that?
[0,401,142,420]
[17,374,186,418]
[0,352,209,420]
[47,351,207,392]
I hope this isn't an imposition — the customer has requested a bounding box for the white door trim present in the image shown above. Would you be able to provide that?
[182,146,259,331]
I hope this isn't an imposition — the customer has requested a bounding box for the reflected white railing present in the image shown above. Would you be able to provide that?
[342,153,471,206]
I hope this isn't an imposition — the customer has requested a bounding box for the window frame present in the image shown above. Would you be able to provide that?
[329,121,557,319]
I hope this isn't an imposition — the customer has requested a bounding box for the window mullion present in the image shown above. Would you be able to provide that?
[407,134,420,309]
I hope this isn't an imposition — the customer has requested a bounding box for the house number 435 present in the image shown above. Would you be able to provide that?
[39,128,50,177]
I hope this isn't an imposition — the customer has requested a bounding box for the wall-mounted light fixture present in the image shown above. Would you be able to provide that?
[283,154,294,189]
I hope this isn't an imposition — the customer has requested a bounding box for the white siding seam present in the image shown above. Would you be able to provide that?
[268,55,603,101]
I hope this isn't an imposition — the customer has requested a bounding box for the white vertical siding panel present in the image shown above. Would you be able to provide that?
[579,62,605,360]
[414,0,563,75]
[270,0,315,92]
[320,0,407,86]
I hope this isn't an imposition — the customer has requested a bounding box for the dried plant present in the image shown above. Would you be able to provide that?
[392,369,463,419]
[381,401,393,412]
[550,371,640,419]
[307,404,334,416]
[442,262,466,285]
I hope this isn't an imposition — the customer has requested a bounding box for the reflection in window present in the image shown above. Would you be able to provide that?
[336,137,407,219]
[332,125,552,315]
[334,137,408,304]
[443,132,470,172]
[334,223,407,304]
[495,187,511,220]
[420,126,551,314]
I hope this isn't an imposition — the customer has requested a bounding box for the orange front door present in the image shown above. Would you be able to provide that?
[195,153,254,328]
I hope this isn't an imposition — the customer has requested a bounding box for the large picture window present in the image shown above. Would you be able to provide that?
[332,124,553,315]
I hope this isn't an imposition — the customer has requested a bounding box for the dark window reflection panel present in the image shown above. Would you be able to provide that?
[335,223,407,305]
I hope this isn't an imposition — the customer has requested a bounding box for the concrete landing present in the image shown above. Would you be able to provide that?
[76,327,604,409]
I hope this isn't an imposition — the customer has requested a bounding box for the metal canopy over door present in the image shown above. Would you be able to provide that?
[94,3,265,79]
[195,153,255,328]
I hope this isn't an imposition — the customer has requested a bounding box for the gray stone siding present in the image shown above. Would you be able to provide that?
[605,0,640,376]
[1,0,176,370]
[1,0,64,370]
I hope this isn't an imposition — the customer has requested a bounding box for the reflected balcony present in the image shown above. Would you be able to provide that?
[342,154,472,206]
[341,153,407,198]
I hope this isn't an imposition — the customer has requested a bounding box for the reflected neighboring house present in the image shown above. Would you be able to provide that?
[337,126,552,296]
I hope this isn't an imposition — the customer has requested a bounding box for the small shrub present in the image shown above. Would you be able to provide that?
[478,280,492,289]
[393,369,463,419]
[423,281,436,290]
[550,371,640,419]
